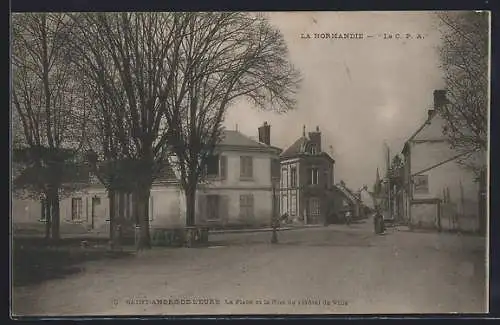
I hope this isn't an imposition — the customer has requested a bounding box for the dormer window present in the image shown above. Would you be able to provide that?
[309,144,317,154]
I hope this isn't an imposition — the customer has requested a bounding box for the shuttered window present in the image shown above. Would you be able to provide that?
[239,194,254,219]
[71,198,83,221]
[206,195,220,221]
[206,155,220,177]
[220,155,227,180]
[308,167,319,185]
[240,156,253,179]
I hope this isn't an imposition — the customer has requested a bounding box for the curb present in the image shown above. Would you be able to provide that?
[209,225,324,235]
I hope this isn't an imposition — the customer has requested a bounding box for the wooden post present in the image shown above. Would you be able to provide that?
[271,183,278,244]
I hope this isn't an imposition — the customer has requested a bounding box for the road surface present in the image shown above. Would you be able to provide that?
[12,219,487,316]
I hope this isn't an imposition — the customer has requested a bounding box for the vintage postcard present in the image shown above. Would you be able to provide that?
[11,11,489,317]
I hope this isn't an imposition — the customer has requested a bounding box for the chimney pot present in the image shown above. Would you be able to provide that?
[316,126,320,132]
[258,122,271,145]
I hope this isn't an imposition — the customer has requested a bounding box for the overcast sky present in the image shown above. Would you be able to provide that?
[224,11,446,190]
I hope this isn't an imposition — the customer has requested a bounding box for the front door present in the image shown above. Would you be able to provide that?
[307,197,320,224]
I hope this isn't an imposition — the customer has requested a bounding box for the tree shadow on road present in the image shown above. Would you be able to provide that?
[12,237,135,287]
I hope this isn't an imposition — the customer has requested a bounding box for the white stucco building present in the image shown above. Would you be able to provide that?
[400,90,486,233]
[12,124,282,235]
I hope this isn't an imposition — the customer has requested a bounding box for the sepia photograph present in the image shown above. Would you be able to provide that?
[10,11,490,316]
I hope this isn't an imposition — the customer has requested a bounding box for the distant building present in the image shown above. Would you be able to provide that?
[400,90,486,233]
[279,126,335,225]
[331,182,365,222]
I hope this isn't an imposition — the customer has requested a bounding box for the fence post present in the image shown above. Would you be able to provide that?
[271,183,278,244]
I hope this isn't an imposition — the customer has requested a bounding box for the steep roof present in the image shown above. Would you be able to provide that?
[280,136,335,163]
[219,130,281,153]
[280,136,309,158]
[334,183,361,204]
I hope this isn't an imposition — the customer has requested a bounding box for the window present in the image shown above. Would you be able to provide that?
[290,167,297,187]
[281,168,288,188]
[71,198,83,221]
[239,194,254,219]
[309,144,317,154]
[308,167,319,185]
[206,195,220,221]
[309,198,320,215]
[220,156,227,179]
[413,174,429,194]
[290,194,297,216]
[240,156,253,179]
[206,155,220,177]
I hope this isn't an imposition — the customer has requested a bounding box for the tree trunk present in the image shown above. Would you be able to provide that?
[135,186,151,249]
[185,184,196,228]
[117,191,125,245]
[50,190,60,241]
[44,198,51,240]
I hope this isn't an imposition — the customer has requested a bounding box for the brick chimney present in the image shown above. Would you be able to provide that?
[258,121,271,145]
[434,89,447,110]
[308,126,322,152]
[428,89,447,120]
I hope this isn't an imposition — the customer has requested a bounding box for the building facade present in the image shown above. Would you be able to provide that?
[400,90,486,233]
[279,126,335,225]
[12,124,282,235]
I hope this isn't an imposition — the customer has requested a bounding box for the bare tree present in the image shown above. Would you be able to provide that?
[11,13,88,240]
[437,11,489,175]
[162,13,301,238]
[64,13,190,248]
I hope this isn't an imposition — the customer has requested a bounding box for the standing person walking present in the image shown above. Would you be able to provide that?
[373,206,385,235]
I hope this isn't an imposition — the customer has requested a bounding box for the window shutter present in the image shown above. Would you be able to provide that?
[86,197,89,222]
[220,156,227,180]
[248,157,253,178]
[307,168,312,185]
[239,195,245,219]
[219,195,229,224]
[240,157,245,177]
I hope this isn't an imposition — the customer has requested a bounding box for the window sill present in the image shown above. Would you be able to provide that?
[239,177,254,182]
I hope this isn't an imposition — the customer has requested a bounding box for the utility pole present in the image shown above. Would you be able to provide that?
[384,142,392,219]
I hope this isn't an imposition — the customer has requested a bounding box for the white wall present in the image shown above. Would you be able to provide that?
[409,143,480,232]
[209,150,274,189]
